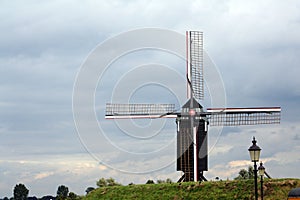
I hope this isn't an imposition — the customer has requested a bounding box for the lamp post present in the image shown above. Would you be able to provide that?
[258,162,265,200]
[248,137,261,200]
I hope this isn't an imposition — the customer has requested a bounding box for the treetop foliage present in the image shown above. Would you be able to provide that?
[13,183,29,200]
[234,166,254,180]
[96,177,121,187]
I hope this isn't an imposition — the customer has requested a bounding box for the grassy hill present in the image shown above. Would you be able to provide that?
[84,178,300,200]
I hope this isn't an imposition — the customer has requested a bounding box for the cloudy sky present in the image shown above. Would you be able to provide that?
[1,0,300,197]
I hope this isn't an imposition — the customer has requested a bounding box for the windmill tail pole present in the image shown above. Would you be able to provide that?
[199,172,207,182]
[177,174,186,183]
[264,171,272,179]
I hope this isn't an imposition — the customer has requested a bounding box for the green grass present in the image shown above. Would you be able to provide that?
[84,178,300,200]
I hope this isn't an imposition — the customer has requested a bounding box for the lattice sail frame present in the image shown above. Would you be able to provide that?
[105,103,177,119]
[188,31,204,100]
[206,107,281,126]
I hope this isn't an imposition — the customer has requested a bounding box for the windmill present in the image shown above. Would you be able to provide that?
[105,31,281,182]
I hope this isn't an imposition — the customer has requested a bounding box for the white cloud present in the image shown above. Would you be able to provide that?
[34,172,55,180]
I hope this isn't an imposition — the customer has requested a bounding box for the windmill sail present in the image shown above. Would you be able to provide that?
[188,31,204,100]
[206,107,281,126]
[105,103,177,119]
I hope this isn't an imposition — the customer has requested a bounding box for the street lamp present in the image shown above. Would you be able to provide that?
[258,162,265,200]
[248,137,261,200]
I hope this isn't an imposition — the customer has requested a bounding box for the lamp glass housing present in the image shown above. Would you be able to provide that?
[249,150,261,162]
[258,162,265,176]
[248,137,261,162]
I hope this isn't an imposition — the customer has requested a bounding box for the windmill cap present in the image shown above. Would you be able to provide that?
[182,98,203,109]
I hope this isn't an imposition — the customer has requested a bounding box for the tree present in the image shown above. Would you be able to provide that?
[56,185,69,199]
[40,195,56,200]
[234,166,254,180]
[157,178,172,184]
[235,169,248,180]
[157,179,165,184]
[166,178,173,183]
[96,178,107,187]
[27,197,38,200]
[13,183,29,200]
[146,180,155,184]
[248,166,254,179]
[106,177,121,186]
[85,187,95,195]
[96,177,121,187]
[68,192,79,200]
